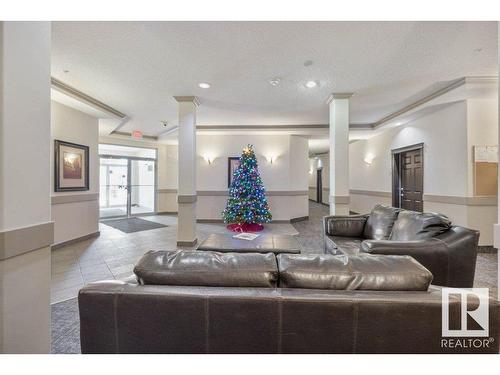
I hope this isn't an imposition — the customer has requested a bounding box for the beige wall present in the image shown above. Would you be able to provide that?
[51,101,100,245]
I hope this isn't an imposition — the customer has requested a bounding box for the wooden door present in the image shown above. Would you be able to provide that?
[399,148,423,212]
[316,169,322,203]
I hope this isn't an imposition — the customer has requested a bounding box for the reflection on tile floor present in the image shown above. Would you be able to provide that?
[51,215,298,304]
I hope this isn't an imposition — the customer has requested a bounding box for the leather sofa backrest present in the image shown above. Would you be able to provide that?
[363,204,401,240]
[390,210,451,241]
[79,282,500,353]
[134,250,279,288]
[277,254,433,291]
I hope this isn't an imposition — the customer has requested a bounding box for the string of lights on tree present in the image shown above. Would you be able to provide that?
[222,145,272,231]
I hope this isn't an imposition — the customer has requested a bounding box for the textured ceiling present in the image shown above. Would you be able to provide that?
[51,21,497,136]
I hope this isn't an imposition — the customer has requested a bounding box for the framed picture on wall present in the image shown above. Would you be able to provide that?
[228,157,241,188]
[54,140,90,192]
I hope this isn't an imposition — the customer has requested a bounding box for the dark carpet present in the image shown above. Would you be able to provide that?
[51,297,80,354]
[101,217,167,233]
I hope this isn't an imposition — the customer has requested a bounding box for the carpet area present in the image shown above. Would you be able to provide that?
[101,217,167,233]
[51,297,80,354]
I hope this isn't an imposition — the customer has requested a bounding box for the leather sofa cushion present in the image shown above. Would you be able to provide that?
[390,210,451,241]
[134,250,278,287]
[363,204,401,240]
[325,216,367,237]
[277,254,432,291]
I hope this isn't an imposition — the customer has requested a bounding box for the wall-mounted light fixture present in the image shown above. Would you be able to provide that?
[309,167,314,175]
[363,154,375,166]
[203,154,215,165]
[265,154,278,164]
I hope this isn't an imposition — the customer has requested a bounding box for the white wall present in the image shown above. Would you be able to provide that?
[196,134,309,221]
[51,101,99,245]
[350,102,469,197]
[0,21,51,353]
[348,99,498,245]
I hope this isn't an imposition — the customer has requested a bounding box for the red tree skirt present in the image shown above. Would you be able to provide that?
[227,223,264,233]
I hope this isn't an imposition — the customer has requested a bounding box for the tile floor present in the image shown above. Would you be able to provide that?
[51,215,298,303]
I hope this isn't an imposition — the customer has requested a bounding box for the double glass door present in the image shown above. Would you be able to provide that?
[99,156,156,218]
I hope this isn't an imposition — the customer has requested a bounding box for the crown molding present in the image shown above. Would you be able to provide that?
[371,76,498,129]
[51,77,127,119]
[173,96,200,107]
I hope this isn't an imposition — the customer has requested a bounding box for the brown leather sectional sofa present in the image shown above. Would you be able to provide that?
[323,205,479,287]
[79,250,499,354]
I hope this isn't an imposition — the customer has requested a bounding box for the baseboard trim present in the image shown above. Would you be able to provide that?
[51,231,100,250]
[290,216,309,223]
[478,246,498,253]
[177,239,198,247]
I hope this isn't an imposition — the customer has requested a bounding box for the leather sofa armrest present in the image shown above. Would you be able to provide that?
[323,214,368,237]
[360,239,450,286]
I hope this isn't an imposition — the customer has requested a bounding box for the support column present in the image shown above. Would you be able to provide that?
[174,96,199,247]
[327,93,353,215]
[495,22,500,301]
[0,22,52,353]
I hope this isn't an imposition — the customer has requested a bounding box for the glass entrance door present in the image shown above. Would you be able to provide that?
[99,158,129,218]
[99,156,156,219]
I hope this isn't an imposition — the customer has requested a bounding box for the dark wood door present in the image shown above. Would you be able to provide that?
[399,149,423,212]
[316,169,322,203]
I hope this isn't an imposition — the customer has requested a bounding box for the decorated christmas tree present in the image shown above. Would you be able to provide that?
[222,145,272,232]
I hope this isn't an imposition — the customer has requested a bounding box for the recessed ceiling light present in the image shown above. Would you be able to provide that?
[63,69,69,74]
[198,82,211,89]
[268,78,281,86]
[305,80,318,88]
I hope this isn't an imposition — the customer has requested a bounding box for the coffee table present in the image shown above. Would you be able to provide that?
[198,233,301,254]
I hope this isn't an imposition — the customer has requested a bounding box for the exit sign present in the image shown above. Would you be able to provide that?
[132,130,143,139]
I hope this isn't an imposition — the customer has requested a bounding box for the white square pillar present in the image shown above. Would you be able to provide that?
[0,21,52,353]
[328,93,353,215]
[174,96,199,247]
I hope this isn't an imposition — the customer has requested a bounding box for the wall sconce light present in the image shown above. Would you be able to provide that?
[203,154,215,165]
[363,154,375,166]
[265,155,278,164]
[309,168,314,175]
